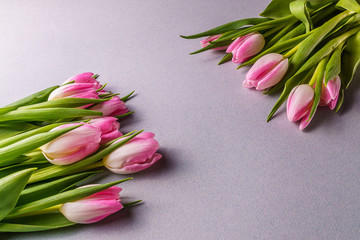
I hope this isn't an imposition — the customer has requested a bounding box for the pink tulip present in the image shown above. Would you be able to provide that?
[63,72,102,89]
[287,84,315,130]
[48,83,99,101]
[319,76,341,110]
[200,35,227,50]
[88,96,128,117]
[60,185,123,224]
[40,123,101,165]
[226,33,265,63]
[243,53,289,90]
[103,132,162,174]
[89,117,122,144]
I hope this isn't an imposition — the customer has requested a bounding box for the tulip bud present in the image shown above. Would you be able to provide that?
[63,72,102,89]
[60,185,123,224]
[286,84,315,130]
[88,117,122,144]
[88,96,128,117]
[40,123,101,165]
[243,53,289,90]
[103,132,162,174]
[226,33,265,63]
[320,76,341,110]
[48,83,99,101]
[200,35,227,50]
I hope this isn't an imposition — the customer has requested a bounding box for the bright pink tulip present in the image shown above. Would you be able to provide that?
[200,35,227,50]
[63,72,102,89]
[48,83,99,101]
[89,117,122,144]
[88,96,128,117]
[243,53,289,90]
[320,76,341,110]
[40,123,101,165]
[103,132,162,174]
[60,185,123,224]
[287,84,315,130]
[226,33,265,63]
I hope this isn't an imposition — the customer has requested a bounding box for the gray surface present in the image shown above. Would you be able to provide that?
[1,0,360,239]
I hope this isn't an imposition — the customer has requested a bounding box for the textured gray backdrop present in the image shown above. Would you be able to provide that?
[1,0,360,239]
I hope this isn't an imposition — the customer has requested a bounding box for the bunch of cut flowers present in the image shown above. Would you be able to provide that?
[0,72,161,232]
[182,0,360,130]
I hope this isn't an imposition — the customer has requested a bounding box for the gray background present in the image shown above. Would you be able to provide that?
[1,0,360,239]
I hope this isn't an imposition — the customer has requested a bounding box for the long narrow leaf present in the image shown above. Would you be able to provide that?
[0,168,36,221]
[180,18,270,39]
[0,108,102,123]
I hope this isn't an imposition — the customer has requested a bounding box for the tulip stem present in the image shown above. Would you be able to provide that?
[283,43,300,58]
[96,83,107,92]
[5,205,61,219]
[92,74,99,79]
[263,24,286,38]
[308,57,327,86]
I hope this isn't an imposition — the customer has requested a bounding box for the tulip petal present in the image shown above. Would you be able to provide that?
[286,85,314,122]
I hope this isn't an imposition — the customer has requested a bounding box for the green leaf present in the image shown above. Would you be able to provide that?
[291,10,354,72]
[6,179,130,218]
[290,0,313,33]
[324,42,345,85]
[0,213,75,232]
[0,108,102,123]
[336,0,360,12]
[0,162,49,179]
[0,122,65,148]
[0,107,17,114]
[17,171,100,206]
[308,57,328,121]
[0,124,81,167]
[335,89,345,112]
[180,18,270,39]
[0,168,36,221]
[28,130,143,183]
[20,98,110,109]
[4,86,59,108]
[260,0,294,19]
[340,31,360,88]
[218,53,233,65]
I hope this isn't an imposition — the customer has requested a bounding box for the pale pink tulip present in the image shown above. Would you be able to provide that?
[243,53,288,90]
[226,33,265,63]
[60,185,123,224]
[200,35,227,50]
[48,83,99,101]
[287,84,315,130]
[320,76,341,110]
[89,117,122,144]
[103,132,162,174]
[40,123,101,165]
[88,96,128,117]
[63,72,102,89]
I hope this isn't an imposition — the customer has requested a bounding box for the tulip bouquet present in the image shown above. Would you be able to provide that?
[182,0,360,130]
[0,73,161,232]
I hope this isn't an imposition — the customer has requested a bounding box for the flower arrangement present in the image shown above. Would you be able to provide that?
[182,0,360,130]
[0,72,161,232]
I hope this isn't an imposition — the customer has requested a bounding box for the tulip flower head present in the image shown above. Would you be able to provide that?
[60,185,123,224]
[103,132,162,174]
[226,33,265,63]
[48,83,99,101]
[40,123,101,165]
[89,117,122,144]
[63,72,102,89]
[320,76,341,110]
[88,96,128,117]
[287,84,315,130]
[243,53,289,90]
[200,35,227,50]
